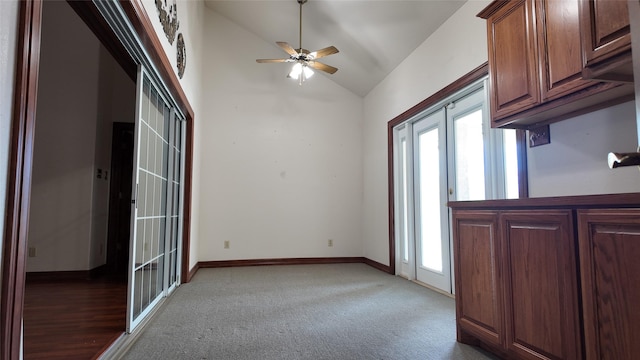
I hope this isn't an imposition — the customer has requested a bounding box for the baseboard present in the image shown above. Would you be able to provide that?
[186,263,200,283]
[362,258,392,274]
[195,257,392,275]
[26,270,91,282]
[198,257,365,269]
[89,264,108,279]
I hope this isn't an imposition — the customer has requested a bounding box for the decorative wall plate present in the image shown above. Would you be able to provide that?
[177,33,186,79]
[155,0,179,44]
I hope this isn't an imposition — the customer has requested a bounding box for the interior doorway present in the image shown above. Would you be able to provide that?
[2,1,194,357]
[22,1,136,358]
[107,123,135,279]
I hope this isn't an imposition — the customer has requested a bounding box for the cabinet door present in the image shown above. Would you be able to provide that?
[580,0,631,67]
[452,211,503,348]
[501,211,582,360]
[578,209,640,360]
[487,0,540,121]
[537,0,591,101]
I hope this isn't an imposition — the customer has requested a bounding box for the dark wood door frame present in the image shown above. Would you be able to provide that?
[1,1,195,359]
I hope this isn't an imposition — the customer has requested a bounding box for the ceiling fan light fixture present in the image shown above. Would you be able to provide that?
[288,62,314,84]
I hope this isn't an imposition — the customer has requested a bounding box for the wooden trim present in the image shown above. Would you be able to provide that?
[388,63,489,129]
[120,0,193,118]
[448,192,640,210]
[1,1,42,359]
[362,258,392,274]
[194,257,391,276]
[181,117,194,283]
[198,257,367,268]
[25,271,91,283]
[387,122,396,275]
[477,0,510,19]
[386,63,489,276]
[187,262,200,283]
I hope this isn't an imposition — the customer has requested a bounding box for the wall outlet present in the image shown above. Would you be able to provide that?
[28,247,36,257]
[224,240,230,249]
[328,239,333,247]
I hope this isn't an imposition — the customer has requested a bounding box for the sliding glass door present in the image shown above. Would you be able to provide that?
[128,67,183,331]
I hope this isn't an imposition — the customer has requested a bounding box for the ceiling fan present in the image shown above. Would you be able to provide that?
[256,0,339,84]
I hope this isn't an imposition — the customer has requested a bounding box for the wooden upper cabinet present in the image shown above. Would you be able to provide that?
[479,0,633,128]
[537,0,592,100]
[484,0,540,120]
[580,0,632,81]
[578,209,640,360]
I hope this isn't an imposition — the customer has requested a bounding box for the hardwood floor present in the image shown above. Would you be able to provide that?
[23,276,127,360]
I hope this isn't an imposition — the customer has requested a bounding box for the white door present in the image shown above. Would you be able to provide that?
[412,109,450,292]
[393,82,519,294]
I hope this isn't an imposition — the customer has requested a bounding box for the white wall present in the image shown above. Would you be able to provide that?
[0,0,20,280]
[362,0,491,266]
[197,8,364,261]
[27,1,101,272]
[27,1,135,272]
[528,101,640,197]
[140,0,205,271]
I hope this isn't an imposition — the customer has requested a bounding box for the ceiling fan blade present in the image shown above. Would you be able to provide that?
[276,42,298,56]
[309,46,339,60]
[308,61,338,74]
[256,58,291,63]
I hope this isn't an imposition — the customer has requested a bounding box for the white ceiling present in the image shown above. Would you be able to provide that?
[204,0,467,97]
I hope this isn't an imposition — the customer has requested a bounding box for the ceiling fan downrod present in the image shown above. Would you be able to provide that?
[298,0,307,51]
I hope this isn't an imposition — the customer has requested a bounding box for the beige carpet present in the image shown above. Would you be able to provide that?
[120,263,497,360]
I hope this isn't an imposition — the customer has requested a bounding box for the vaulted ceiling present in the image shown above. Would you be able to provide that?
[204,0,468,97]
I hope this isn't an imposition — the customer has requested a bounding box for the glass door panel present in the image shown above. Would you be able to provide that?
[128,67,171,331]
[394,126,413,279]
[413,109,450,292]
[453,109,485,201]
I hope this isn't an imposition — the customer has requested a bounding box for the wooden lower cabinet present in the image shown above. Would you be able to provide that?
[453,209,582,359]
[501,211,581,360]
[578,209,640,360]
[453,211,503,348]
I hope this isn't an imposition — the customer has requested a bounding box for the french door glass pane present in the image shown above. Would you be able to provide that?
[401,138,409,262]
[418,127,442,272]
[453,109,485,201]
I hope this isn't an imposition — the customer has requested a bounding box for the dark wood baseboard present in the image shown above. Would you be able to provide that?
[195,257,392,275]
[362,258,392,274]
[187,263,200,283]
[26,270,91,283]
[26,264,109,283]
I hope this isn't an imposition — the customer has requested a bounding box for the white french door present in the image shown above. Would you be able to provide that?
[412,109,450,291]
[393,80,518,294]
[127,67,184,331]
